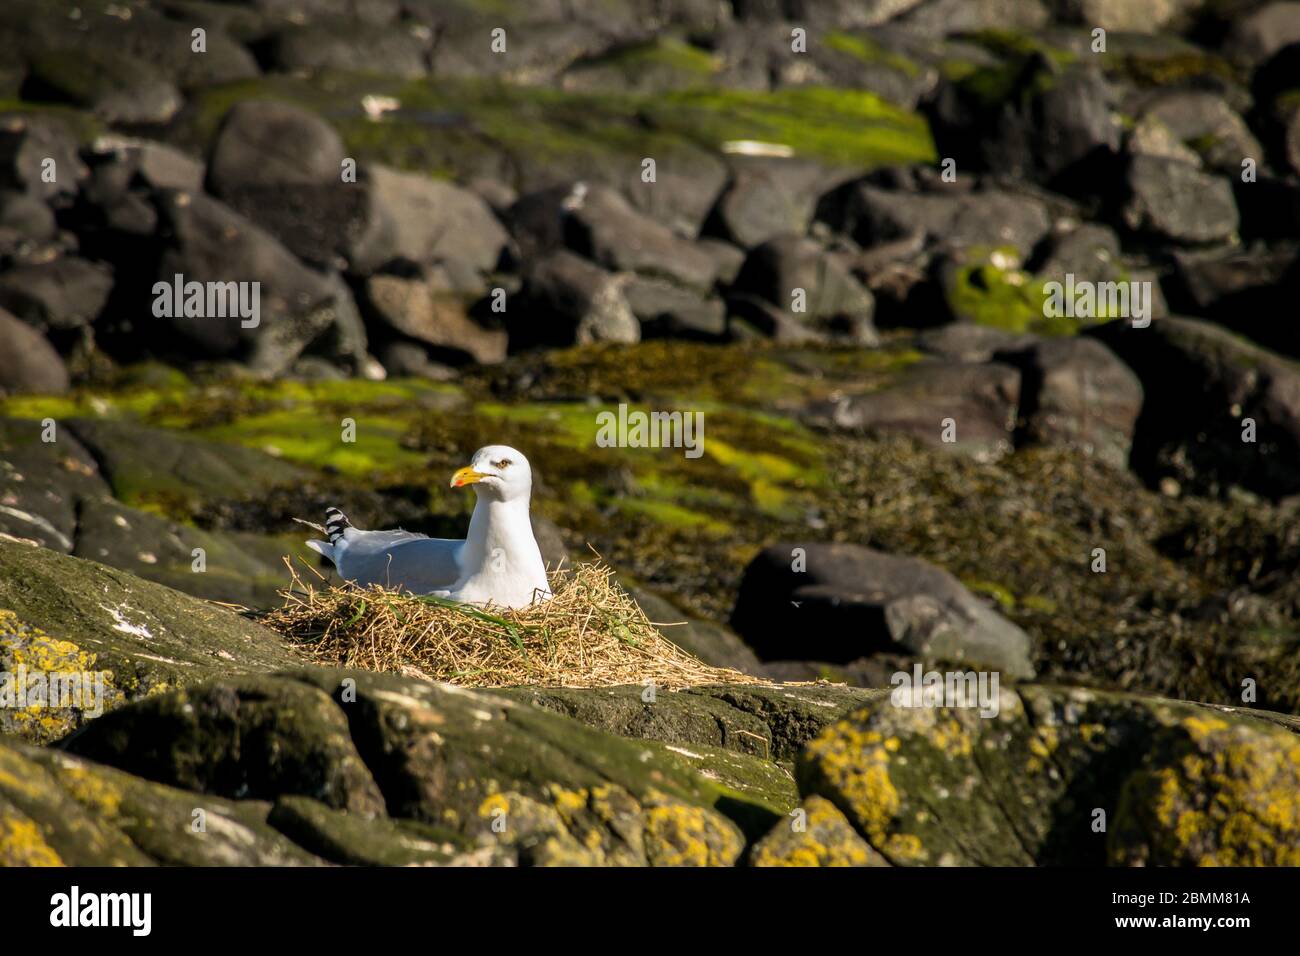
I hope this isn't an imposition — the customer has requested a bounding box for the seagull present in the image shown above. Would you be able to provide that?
[305,445,551,609]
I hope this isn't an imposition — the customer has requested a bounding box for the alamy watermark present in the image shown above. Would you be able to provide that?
[1043,273,1151,327]
[890,665,1001,718]
[595,404,704,459]
[152,274,260,329]
[0,667,107,718]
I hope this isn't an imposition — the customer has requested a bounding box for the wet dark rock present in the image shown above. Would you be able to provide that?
[623,275,728,341]
[731,235,878,344]
[1088,316,1300,500]
[0,114,86,201]
[565,185,718,291]
[807,358,1021,460]
[510,250,639,349]
[731,541,1035,677]
[0,307,69,394]
[0,257,113,332]
[996,336,1143,468]
[1121,155,1239,244]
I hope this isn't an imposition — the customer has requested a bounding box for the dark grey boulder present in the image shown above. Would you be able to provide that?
[1224,1,1300,66]
[835,180,1052,255]
[621,583,762,673]
[348,165,509,276]
[510,250,639,349]
[623,275,728,341]
[1087,316,1300,500]
[263,21,429,78]
[0,307,68,395]
[1122,155,1239,245]
[0,113,86,200]
[207,100,346,195]
[707,157,846,249]
[917,323,1038,363]
[0,257,113,331]
[360,270,507,365]
[996,337,1143,468]
[1134,91,1263,176]
[731,542,1035,678]
[153,189,338,373]
[564,185,718,291]
[1166,243,1300,358]
[24,48,181,125]
[731,235,878,344]
[808,359,1021,460]
[0,417,107,552]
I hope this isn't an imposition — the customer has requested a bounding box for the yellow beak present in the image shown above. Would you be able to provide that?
[450,466,487,489]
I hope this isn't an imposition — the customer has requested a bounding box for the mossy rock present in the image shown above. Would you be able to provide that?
[64,417,311,517]
[0,539,304,701]
[266,795,486,866]
[286,667,780,841]
[60,674,387,818]
[798,684,1300,866]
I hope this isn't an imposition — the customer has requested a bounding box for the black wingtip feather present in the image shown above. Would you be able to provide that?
[324,507,351,543]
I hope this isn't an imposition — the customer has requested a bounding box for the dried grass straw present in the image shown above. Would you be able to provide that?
[260,560,762,690]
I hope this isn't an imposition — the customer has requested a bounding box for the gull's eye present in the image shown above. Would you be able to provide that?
[493,458,512,470]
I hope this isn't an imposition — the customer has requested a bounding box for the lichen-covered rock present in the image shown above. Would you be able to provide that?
[798,685,1300,866]
[749,795,889,867]
[641,790,745,867]
[1110,711,1300,866]
[0,610,123,744]
[0,741,152,866]
[0,539,303,701]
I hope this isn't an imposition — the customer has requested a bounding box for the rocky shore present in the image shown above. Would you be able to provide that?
[1,0,1299,866]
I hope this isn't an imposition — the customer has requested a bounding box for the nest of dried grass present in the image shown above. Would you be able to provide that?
[261,561,761,690]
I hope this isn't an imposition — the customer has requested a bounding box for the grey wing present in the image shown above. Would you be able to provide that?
[333,530,464,594]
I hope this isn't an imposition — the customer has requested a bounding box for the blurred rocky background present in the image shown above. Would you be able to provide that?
[1,0,1299,866]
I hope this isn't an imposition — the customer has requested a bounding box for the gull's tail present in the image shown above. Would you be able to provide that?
[305,506,352,564]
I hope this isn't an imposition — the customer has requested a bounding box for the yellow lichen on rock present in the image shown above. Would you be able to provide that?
[0,609,121,744]
[750,795,890,867]
[0,810,64,866]
[1112,712,1300,866]
[641,791,744,867]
